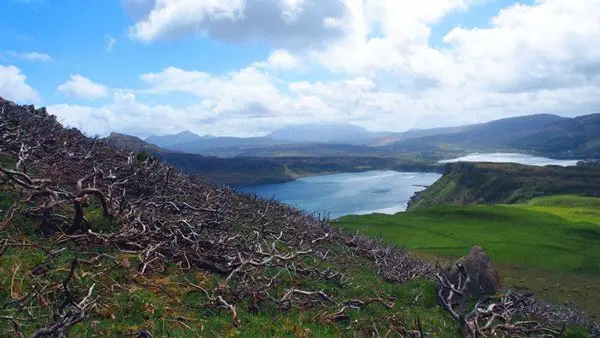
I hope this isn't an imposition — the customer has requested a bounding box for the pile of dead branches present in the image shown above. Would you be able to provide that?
[435,263,577,337]
[0,98,433,334]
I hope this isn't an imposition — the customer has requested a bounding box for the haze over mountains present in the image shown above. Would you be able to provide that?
[138,113,600,159]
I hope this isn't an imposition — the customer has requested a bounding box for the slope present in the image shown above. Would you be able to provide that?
[388,114,566,152]
[267,123,377,144]
[407,162,600,210]
[0,99,584,336]
[105,132,163,153]
[146,131,204,148]
[513,113,600,158]
[337,196,600,318]
[0,99,456,337]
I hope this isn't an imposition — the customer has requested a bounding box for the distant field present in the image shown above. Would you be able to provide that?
[336,195,600,318]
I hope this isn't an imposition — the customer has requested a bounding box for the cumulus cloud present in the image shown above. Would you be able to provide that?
[140,66,282,118]
[254,50,298,70]
[312,0,600,93]
[58,75,109,100]
[437,0,600,93]
[0,65,40,102]
[125,0,347,48]
[48,0,600,137]
[48,91,240,137]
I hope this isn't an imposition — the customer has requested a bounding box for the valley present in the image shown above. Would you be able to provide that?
[2,1,600,336]
[105,111,600,187]
[2,99,600,336]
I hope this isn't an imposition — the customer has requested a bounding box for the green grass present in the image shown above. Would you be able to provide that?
[0,240,463,337]
[0,190,465,337]
[407,162,600,210]
[519,195,600,226]
[337,195,600,318]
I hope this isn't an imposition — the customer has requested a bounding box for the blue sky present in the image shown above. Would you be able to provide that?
[0,0,599,137]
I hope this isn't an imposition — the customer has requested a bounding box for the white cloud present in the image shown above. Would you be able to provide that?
[6,51,52,62]
[105,35,117,52]
[140,66,282,117]
[436,0,600,93]
[254,49,298,70]
[48,91,222,137]
[125,0,347,48]
[0,65,40,102]
[58,74,109,100]
[43,0,600,137]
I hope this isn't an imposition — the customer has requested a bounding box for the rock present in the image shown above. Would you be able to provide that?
[447,246,502,298]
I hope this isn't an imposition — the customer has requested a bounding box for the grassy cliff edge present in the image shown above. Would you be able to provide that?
[407,162,600,210]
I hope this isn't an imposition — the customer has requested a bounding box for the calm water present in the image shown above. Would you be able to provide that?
[438,153,580,167]
[241,153,579,218]
[239,171,442,219]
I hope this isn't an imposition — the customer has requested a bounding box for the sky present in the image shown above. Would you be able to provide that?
[0,0,599,137]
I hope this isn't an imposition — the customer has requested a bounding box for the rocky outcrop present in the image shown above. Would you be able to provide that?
[446,246,502,298]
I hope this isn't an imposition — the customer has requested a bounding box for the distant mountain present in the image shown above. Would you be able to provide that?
[105,132,162,152]
[267,123,379,145]
[146,131,205,148]
[198,142,392,158]
[128,113,600,159]
[512,113,600,158]
[388,114,571,153]
[166,136,293,156]
[374,125,471,146]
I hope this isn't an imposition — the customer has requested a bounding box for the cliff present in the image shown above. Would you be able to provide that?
[407,162,600,210]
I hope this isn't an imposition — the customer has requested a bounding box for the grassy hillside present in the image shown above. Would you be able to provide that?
[514,114,600,158]
[105,132,163,153]
[337,196,600,318]
[0,98,484,337]
[387,112,600,158]
[0,209,449,337]
[387,114,567,153]
[408,162,600,210]
[1,99,590,336]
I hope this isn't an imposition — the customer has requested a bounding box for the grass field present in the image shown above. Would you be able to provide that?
[337,195,600,318]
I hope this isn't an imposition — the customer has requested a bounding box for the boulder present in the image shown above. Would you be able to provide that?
[447,246,502,298]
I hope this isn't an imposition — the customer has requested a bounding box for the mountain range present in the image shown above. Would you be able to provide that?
[146,131,209,148]
[387,113,600,158]
[139,113,600,159]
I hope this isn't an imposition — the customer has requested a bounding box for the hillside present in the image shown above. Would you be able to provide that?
[337,196,600,321]
[0,99,578,336]
[267,123,377,145]
[389,114,566,152]
[388,113,600,158]
[144,112,600,160]
[105,133,296,186]
[0,99,439,336]
[105,133,443,186]
[513,113,600,158]
[407,162,600,210]
[146,131,205,148]
[105,132,163,153]
[165,136,290,155]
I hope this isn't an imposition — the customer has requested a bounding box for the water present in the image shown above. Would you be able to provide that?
[239,171,442,219]
[240,153,579,218]
[438,153,580,167]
